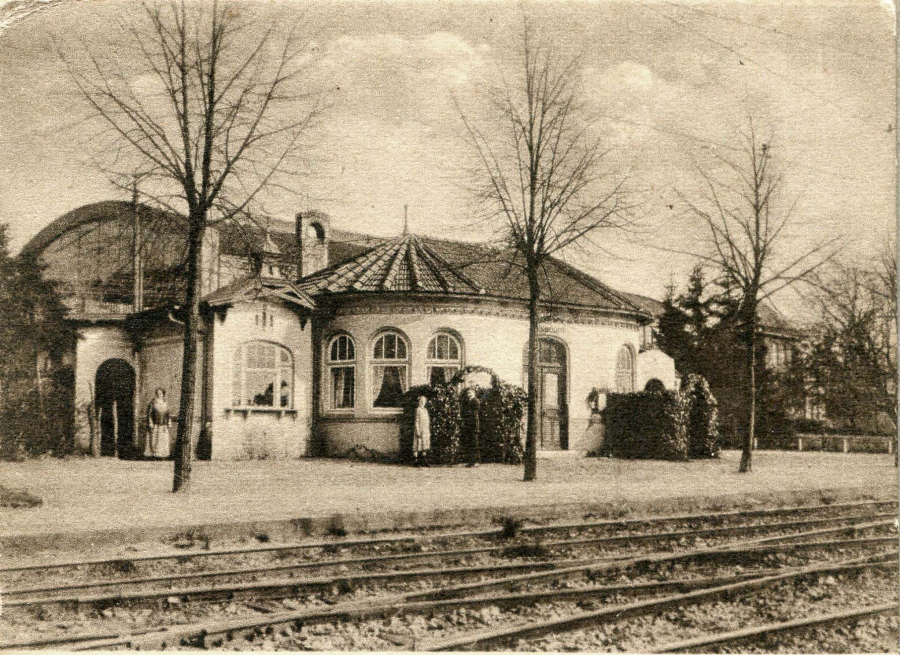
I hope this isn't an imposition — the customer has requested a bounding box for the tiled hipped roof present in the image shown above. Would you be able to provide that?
[300,234,483,295]
[299,232,646,317]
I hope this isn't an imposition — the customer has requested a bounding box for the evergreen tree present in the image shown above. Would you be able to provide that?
[0,223,76,458]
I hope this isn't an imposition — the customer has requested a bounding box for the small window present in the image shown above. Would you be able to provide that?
[539,339,566,365]
[232,341,293,408]
[327,335,356,409]
[426,332,462,385]
[615,346,635,393]
[371,332,409,408]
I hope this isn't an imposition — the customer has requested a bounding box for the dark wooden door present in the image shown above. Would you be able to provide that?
[536,339,568,450]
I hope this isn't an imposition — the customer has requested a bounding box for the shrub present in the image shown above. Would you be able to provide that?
[401,367,526,465]
[1,369,75,461]
[479,381,526,464]
[680,374,720,458]
[602,391,689,461]
[0,485,43,509]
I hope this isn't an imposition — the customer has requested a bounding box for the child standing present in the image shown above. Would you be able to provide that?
[414,395,431,466]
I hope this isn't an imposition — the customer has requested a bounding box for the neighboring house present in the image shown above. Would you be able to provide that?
[619,290,801,377]
[757,303,801,371]
[24,201,678,460]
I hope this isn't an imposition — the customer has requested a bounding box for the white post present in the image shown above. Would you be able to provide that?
[842,437,849,454]
[112,400,118,455]
[797,435,803,452]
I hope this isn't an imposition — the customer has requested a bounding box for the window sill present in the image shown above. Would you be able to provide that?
[370,408,403,415]
[225,407,298,420]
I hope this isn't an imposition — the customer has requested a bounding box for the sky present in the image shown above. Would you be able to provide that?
[0,0,895,313]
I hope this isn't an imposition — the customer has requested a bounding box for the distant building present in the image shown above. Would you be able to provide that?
[25,201,677,460]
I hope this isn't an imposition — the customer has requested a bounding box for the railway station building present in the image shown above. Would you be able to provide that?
[24,201,677,461]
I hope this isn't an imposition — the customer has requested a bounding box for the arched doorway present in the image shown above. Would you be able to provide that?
[95,359,136,458]
[525,338,569,451]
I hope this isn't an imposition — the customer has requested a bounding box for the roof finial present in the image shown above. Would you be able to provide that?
[403,204,409,235]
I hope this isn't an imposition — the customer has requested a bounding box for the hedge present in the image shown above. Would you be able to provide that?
[602,391,689,461]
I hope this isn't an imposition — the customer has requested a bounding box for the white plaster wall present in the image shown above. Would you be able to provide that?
[209,301,312,460]
[73,325,136,452]
[637,349,678,392]
[318,304,643,456]
[138,325,205,456]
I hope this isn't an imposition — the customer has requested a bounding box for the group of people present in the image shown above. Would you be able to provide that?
[413,387,482,467]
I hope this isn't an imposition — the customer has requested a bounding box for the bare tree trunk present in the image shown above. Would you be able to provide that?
[523,274,541,482]
[739,321,756,473]
[172,221,205,493]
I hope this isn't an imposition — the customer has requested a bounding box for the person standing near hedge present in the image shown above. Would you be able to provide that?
[461,387,481,467]
[413,395,431,466]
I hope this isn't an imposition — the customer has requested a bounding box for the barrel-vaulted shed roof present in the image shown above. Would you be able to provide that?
[26,202,648,319]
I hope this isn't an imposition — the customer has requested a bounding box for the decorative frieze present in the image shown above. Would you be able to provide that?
[329,300,641,330]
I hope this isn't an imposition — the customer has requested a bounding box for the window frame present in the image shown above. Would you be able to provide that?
[426,331,463,386]
[369,330,410,411]
[326,334,356,412]
[614,345,635,394]
[232,340,294,410]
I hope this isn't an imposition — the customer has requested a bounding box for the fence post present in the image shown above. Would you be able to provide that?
[842,437,849,454]
[797,435,803,452]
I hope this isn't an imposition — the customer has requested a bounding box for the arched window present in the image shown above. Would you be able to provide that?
[233,342,293,408]
[615,345,635,393]
[327,334,356,410]
[371,331,409,408]
[426,332,462,385]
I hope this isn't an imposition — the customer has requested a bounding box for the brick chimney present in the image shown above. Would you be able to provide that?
[295,212,304,283]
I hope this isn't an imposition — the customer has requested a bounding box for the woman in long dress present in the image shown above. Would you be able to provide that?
[413,395,431,466]
[145,388,171,459]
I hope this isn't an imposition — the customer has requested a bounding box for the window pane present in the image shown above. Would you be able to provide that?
[396,336,406,359]
[331,366,355,408]
[543,372,559,408]
[429,366,458,386]
[374,337,384,359]
[373,365,407,407]
[280,365,292,408]
[448,337,459,360]
[246,371,275,406]
[384,334,396,359]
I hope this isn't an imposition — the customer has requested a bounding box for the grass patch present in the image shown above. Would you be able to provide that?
[495,515,524,540]
[0,484,42,509]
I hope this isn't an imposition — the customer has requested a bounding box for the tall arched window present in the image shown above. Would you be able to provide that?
[233,342,293,408]
[427,332,462,385]
[327,334,356,409]
[371,331,409,408]
[615,345,635,393]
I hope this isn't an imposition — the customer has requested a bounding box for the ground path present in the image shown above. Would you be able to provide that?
[1,450,894,550]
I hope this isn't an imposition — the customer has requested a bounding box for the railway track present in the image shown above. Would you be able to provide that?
[2,499,896,651]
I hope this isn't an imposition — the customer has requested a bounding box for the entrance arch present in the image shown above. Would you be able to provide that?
[95,359,136,458]
[524,337,569,450]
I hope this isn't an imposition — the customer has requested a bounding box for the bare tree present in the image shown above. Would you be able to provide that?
[62,0,324,492]
[457,20,635,481]
[679,122,837,473]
